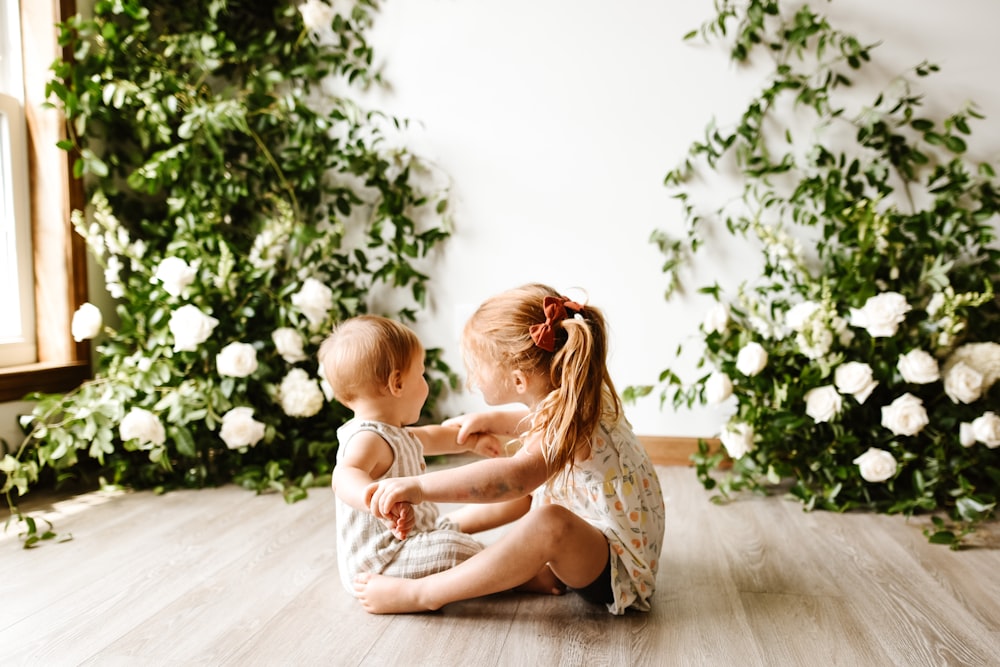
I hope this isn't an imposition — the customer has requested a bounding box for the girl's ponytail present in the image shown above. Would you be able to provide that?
[463,284,621,479]
[536,299,622,475]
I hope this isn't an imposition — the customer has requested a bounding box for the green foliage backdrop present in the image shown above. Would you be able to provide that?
[2,0,455,544]
[638,1,1000,545]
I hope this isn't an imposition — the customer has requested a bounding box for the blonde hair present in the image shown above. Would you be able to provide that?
[462,283,622,476]
[318,315,423,404]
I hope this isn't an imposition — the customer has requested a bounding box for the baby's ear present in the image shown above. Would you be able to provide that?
[387,369,404,396]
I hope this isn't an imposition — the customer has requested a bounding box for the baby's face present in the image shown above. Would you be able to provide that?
[398,352,429,425]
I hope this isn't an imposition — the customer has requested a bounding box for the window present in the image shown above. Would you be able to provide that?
[0,0,35,366]
[0,0,90,402]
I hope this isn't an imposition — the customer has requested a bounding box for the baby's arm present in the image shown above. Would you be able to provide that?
[367,439,549,519]
[333,430,412,539]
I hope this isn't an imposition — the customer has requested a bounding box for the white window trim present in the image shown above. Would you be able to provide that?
[0,92,36,366]
[0,0,90,402]
[0,0,35,367]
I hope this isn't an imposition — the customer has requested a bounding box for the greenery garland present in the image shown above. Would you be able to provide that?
[1,0,455,546]
[635,1,1000,546]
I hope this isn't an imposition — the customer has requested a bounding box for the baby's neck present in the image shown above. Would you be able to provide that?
[349,397,406,428]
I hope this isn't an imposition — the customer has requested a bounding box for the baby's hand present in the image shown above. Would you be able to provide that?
[366,477,424,520]
[443,413,493,445]
[380,502,415,540]
[468,431,504,458]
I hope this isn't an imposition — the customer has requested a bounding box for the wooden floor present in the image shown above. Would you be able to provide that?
[2,461,999,666]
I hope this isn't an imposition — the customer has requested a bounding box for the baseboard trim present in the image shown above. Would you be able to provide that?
[639,435,720,466]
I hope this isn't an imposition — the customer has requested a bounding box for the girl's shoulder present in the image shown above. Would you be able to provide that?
[593,418,641,452]
[581,419,657,479]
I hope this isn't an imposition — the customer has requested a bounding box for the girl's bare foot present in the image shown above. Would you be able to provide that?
[515,566,566,596]
[353,573,437,614]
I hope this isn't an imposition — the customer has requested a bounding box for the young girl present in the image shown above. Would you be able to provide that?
[359,284,666,615]
[320,315,524,598]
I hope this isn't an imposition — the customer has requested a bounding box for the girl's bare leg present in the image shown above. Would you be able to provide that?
[354,504,609,614]
[449,497,562,596]
[446,496,532,534]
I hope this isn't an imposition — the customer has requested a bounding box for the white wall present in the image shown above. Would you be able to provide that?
[3,0,999,451]
[362,0,1000,436]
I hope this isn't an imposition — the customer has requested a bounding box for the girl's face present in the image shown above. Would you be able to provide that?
[398,352,429,425]
[467,356,524,406]
[463,337,532,406]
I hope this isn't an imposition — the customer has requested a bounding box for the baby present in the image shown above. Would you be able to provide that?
[319,314,510,595]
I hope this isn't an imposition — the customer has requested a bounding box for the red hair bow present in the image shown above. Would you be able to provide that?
[529,296,585,352]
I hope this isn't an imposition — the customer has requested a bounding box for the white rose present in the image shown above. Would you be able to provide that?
[153,256,197,297]
[896,349,940,384]
[834,362,879,404]
[702,303,730,335]
[852,447,897,483]
[119,408,166,447]
[216,342,259,378]
[169,304,220,352]
[943,342,1000,393]
[880,393,929,437]
[943,361,983,404]
[849,291,911,338]
[704,372,733,404]
[279,368,325,418]
[720,422,754,459]
[959,422,976,448]
[736,342,768,376]
[785,301,820,332]
[299,0,337,33]
[272,327,308,363]
[219,407,266,449]
[971,412,1000,448]
[71,302,103,342]
[804,385,842,423]
[797,328,834,360]
[291,278,334,327]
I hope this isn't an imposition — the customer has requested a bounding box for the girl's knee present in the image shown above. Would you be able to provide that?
[528,504,583,537]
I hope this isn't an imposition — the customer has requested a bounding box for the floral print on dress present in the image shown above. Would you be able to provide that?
[533,419,666,614]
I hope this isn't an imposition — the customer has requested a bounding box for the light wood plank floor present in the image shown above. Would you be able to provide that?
[2,462,999,666]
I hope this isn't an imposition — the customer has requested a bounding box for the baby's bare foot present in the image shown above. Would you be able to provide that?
[353,573,436,614]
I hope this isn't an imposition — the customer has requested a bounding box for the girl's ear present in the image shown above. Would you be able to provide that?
[511,369,529,395]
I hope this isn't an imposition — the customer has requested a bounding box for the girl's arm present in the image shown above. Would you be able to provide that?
[409,424,503,458]
[443,408,531,441]
[366,438,549,519]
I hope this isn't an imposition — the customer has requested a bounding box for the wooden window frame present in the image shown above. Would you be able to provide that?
[0,0,90,403]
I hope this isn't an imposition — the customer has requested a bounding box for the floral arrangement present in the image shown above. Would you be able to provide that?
[636,1,1000,545]
[690,203,999,521]
[2,0,455,545]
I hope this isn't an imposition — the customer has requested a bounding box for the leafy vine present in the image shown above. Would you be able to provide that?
[639,0,1000,545]
[2,0,456,546]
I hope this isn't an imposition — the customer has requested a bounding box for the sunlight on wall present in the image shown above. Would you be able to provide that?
[362,0,1000,436]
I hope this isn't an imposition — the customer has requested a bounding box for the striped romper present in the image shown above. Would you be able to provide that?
[334,419,484,594]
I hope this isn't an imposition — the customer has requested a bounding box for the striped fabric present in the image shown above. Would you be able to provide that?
[335,419,484,594]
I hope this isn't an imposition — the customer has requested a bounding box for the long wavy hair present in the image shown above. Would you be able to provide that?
[462,283,623,477]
